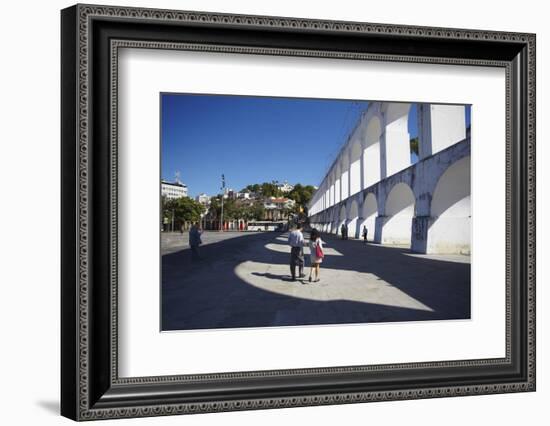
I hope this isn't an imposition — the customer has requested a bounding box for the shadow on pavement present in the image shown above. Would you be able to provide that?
[251,272,295,281]
[162,231,470,331]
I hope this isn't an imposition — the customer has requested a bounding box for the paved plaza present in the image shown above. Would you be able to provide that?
[161,231,470,331]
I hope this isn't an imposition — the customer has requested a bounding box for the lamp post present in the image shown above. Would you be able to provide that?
[220,174,225,231]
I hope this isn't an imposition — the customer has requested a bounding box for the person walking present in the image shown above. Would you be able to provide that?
[288,223,306,281]
[308,228,325,283]
[189,222,202,262]
[362,225,368,243]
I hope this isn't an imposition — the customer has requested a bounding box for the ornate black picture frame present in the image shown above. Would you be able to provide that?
[61,3,536,421]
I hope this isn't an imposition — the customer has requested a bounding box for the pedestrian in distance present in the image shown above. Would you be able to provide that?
[362,225,368,243]
[189,222,203,262]
[288,223,306,281]
[308,228,325,283]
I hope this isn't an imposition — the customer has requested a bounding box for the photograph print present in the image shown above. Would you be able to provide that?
[160,93,471,332]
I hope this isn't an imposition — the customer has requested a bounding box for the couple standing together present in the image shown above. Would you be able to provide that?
[288,224,325,283]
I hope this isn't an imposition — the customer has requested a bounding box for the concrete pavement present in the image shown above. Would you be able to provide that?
[161,231,470,331]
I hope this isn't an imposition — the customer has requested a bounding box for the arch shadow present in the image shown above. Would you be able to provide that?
[162,230,470,331]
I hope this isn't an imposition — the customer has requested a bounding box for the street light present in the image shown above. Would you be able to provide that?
[220,174,225,232]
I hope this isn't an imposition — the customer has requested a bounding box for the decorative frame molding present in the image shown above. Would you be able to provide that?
[61,3,535,421]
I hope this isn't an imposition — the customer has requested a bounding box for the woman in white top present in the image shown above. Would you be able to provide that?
[308,228,325,283]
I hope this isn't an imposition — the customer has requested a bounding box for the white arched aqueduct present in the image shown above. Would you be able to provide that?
[308,101,470,255]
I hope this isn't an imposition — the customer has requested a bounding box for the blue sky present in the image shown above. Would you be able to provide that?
[161,94,470,198]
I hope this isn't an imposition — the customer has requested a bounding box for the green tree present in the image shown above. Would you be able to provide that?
[207,196,235,219]
[244,183,261,194]
[208,196,221,219]
[163,197,205,229]
[410,137,419,156]
[222,198,239,220]
[260,182,281,198]
[207,197,265,223]
[249,200,266,220]
[288,184,315,207]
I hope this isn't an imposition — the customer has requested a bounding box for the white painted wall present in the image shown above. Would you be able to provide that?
[338,205,347,233]
[359,193,378,241]
[363,143,380,188]
[382,183,415,246]
[349,159,361,195]
[430,105,467,154]
[340,170,349,200]
[419,104,467,158]
[428,216,471,254]
[431,157,471,218]
[311,101,467,219]
[350,141,362,195]
[428,156,471,254]
[384,103,412,176]
[347,200,360,238]
[364,116,382,188]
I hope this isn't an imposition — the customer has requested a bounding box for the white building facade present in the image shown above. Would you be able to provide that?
[308,101,470,255]
[277,181,294,193]
[195,193,210,205]
[264,197,296,221]
[161,180,188,199]
[237,191,252,200]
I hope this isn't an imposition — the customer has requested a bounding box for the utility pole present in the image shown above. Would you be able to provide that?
[220,174,225,232]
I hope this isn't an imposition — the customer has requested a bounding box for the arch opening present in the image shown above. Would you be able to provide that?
[359,193,378,242]
[347,200,360,238]
[338,205,347,235]
[382,182,415,247]
[408,104,420,165]
[331,208,339,235]
[428,156,471,254]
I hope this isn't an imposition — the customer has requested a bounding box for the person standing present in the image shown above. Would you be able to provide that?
[308,228,325,283]
[189,222,202,262]
[362,225,368,243]
[288,223,306,281]
[340,223,346,240]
